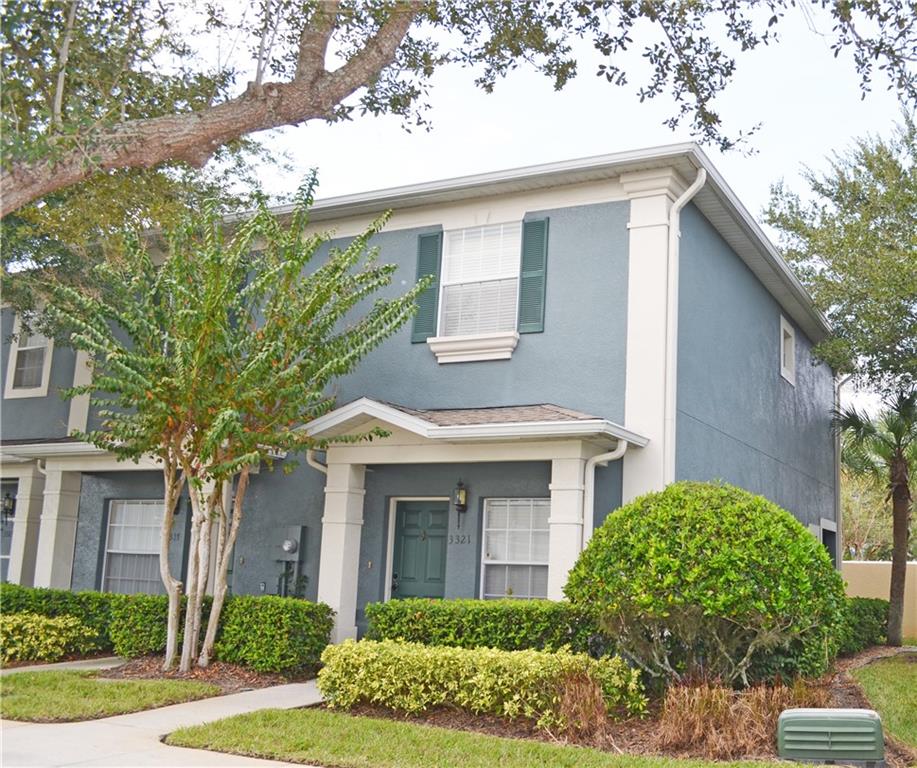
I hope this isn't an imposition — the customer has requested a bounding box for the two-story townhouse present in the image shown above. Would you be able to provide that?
[0,143,839,641]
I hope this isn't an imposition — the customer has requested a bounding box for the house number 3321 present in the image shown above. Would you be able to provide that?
[448,534,471,545]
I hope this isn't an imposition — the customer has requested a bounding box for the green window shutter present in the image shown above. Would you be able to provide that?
[518,218,549,333]
[411,231,442,343]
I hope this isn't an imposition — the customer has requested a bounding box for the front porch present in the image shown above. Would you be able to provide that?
[307,399,648,642]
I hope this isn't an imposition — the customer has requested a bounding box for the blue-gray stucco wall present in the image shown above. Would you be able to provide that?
[330,201,630,422]
[675,204,836,526]
[1,307,76,440]
[71,471,190,591]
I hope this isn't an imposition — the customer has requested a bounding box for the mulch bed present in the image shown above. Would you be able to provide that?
[99,656,290,694]
[331,647,916,767]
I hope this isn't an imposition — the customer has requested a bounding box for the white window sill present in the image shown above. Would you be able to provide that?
[426,331,520,364]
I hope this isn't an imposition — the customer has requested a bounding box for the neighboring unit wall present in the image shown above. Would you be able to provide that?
[843,561,917,638]
[1,307,76,440]
[675,204,836,526]
[330,201,630,422]
[71,471,189,591]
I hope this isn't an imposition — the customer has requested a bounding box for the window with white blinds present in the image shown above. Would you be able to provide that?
[481,498,549,600]
[103,500,165,595]
[439,223,522,337]
[4,312,53,398]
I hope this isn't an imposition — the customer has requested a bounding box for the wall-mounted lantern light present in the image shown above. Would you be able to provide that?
[454,480,468,514]
[2,493,15,521]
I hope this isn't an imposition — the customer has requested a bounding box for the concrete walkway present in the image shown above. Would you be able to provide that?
[0,657,123,677]
[1,680,322,767]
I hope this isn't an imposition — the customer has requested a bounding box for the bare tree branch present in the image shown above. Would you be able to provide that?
[51,0,80,131]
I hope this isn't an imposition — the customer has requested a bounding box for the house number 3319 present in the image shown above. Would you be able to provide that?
[448,534,471,545]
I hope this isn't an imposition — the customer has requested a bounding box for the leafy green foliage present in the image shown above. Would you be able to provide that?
[365,598,602,654]
[838,597,889,656]
[108,593,212,659]
[0,582,115,651]
[1,612,97,663]
[318,639,646,731]
[766,118,917,393]
[215,595,334,674]
[4,1,917,221]
[564,482,847,686]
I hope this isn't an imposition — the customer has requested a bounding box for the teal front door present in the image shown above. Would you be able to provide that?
[391,500,448,599]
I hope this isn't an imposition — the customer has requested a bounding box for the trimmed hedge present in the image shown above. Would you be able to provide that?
[0,583,115,652]
[109,593,212,659]
[0,612,97,663]
[1,584,333,673]
[216,595,334,673]
[365,598,602,654]
[318,639,646,730]
[838,597,888,656]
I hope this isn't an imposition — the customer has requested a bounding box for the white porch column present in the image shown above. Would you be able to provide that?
[547,457,586,600]
[7,465,45,586]
[32,469,82,588]
[316,462,366,642]
[620,168,686,502]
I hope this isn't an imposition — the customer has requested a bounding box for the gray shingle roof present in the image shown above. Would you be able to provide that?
[382,402,598,427]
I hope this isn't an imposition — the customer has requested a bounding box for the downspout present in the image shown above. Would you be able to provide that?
[663,167,707,485]
[306,449,327,475]
[834,374,852,564]
[582,440,628,549]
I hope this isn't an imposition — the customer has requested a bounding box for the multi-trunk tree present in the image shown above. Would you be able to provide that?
[31,175,427,670]
[3,0,917,216]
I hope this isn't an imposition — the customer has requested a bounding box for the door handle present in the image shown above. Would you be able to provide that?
[392,573,399,593]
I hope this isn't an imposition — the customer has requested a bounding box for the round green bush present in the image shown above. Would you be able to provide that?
[564,481,846,686]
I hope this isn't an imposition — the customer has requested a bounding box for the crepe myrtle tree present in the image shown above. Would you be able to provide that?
[35,175,429,671]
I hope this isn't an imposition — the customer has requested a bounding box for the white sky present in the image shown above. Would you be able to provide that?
[244,5,903,413]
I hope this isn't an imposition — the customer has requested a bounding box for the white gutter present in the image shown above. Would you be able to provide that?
[582,440,629,549]
[306,448,328,475]
[662,168,707,485]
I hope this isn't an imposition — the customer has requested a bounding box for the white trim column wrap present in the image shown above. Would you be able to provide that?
[6,465,45,586]
[316,461,366,642]
[32,469,82,588]
[67,350,93,434]
[620,168,685,502]
[546,457,586,600]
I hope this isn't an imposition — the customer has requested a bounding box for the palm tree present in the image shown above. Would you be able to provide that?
[835,389,917,646]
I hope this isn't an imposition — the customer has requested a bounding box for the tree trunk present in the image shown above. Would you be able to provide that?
[179,484,205,672]
[887,456,911,646]
[199,468,250,668]
[159,464,184,671]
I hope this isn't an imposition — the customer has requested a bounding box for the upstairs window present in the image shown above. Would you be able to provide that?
[780,316,796,385]
[4,313,53,399]
[439,223,522,337]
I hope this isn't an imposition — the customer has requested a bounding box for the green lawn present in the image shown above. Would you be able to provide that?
[852,653,917,747]
[167,707,790,768]
[0,670,220,722]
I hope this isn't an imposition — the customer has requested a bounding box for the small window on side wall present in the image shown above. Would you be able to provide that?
[4,313,53,399]
[780,316,795,385]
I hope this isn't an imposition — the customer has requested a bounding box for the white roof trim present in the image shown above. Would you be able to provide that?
[0,440,106,459]
[304,397,649,447]
[245,142,828,343]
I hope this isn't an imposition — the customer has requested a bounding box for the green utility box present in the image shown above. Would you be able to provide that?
[778,708,884,764]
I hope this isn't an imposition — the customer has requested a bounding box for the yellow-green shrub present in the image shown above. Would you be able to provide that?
[318,639,646,731]
[1,612,97,663]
